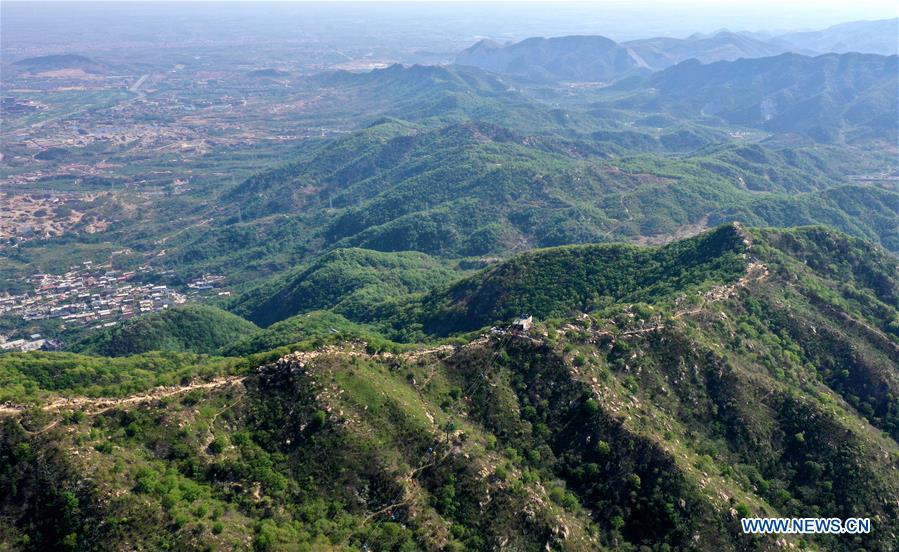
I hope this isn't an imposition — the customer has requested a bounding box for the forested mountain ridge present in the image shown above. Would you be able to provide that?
[415,223,750,335]
[1,225,897,551]
[620,52,898,142]
[622,31,796,69]
[210,118,896,271]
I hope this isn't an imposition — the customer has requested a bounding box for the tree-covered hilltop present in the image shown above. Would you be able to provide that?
[229,248,460,328]
[219,310,405,358]
[415,223,750,335]
[69,305,260,357]
[1,225,897,551]
[709,184,899,252]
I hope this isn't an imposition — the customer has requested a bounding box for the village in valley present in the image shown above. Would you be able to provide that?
[0,261,229,351]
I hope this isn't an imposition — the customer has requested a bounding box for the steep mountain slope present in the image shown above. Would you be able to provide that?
[619,52,898,142]
[1,225,896,551]
[69,305,260,357]
[456,35,648,82]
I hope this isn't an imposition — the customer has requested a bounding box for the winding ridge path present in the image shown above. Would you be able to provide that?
[0,376,247,417]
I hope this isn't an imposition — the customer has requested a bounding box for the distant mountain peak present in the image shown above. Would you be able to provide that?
[457,34,645,82]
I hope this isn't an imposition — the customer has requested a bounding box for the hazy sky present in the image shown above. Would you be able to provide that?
[2,1,896,50]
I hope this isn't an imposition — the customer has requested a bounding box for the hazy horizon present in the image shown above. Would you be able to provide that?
[3,1,897,57]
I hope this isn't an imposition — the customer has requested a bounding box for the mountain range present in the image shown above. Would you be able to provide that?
[196,113,896,281]
[622,31,796,70]
[769,18,899,56]
[618,52,898,142]
[456,18,898,81]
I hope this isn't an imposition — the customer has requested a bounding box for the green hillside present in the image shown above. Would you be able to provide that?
[230,248,459,327]
[308,64,600,132]
[709,184,899,251]
[1,226,897,551]
[0,350,243,404]
[69,305,260,357]
[221,310,403,357]
[192,119,895,283]
[415,223,749,335]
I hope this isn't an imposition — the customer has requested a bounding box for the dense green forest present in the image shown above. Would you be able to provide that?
[230,248,460,327]
[414,224,749,334]
[70,305,260,357]
[173,119,896,288]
